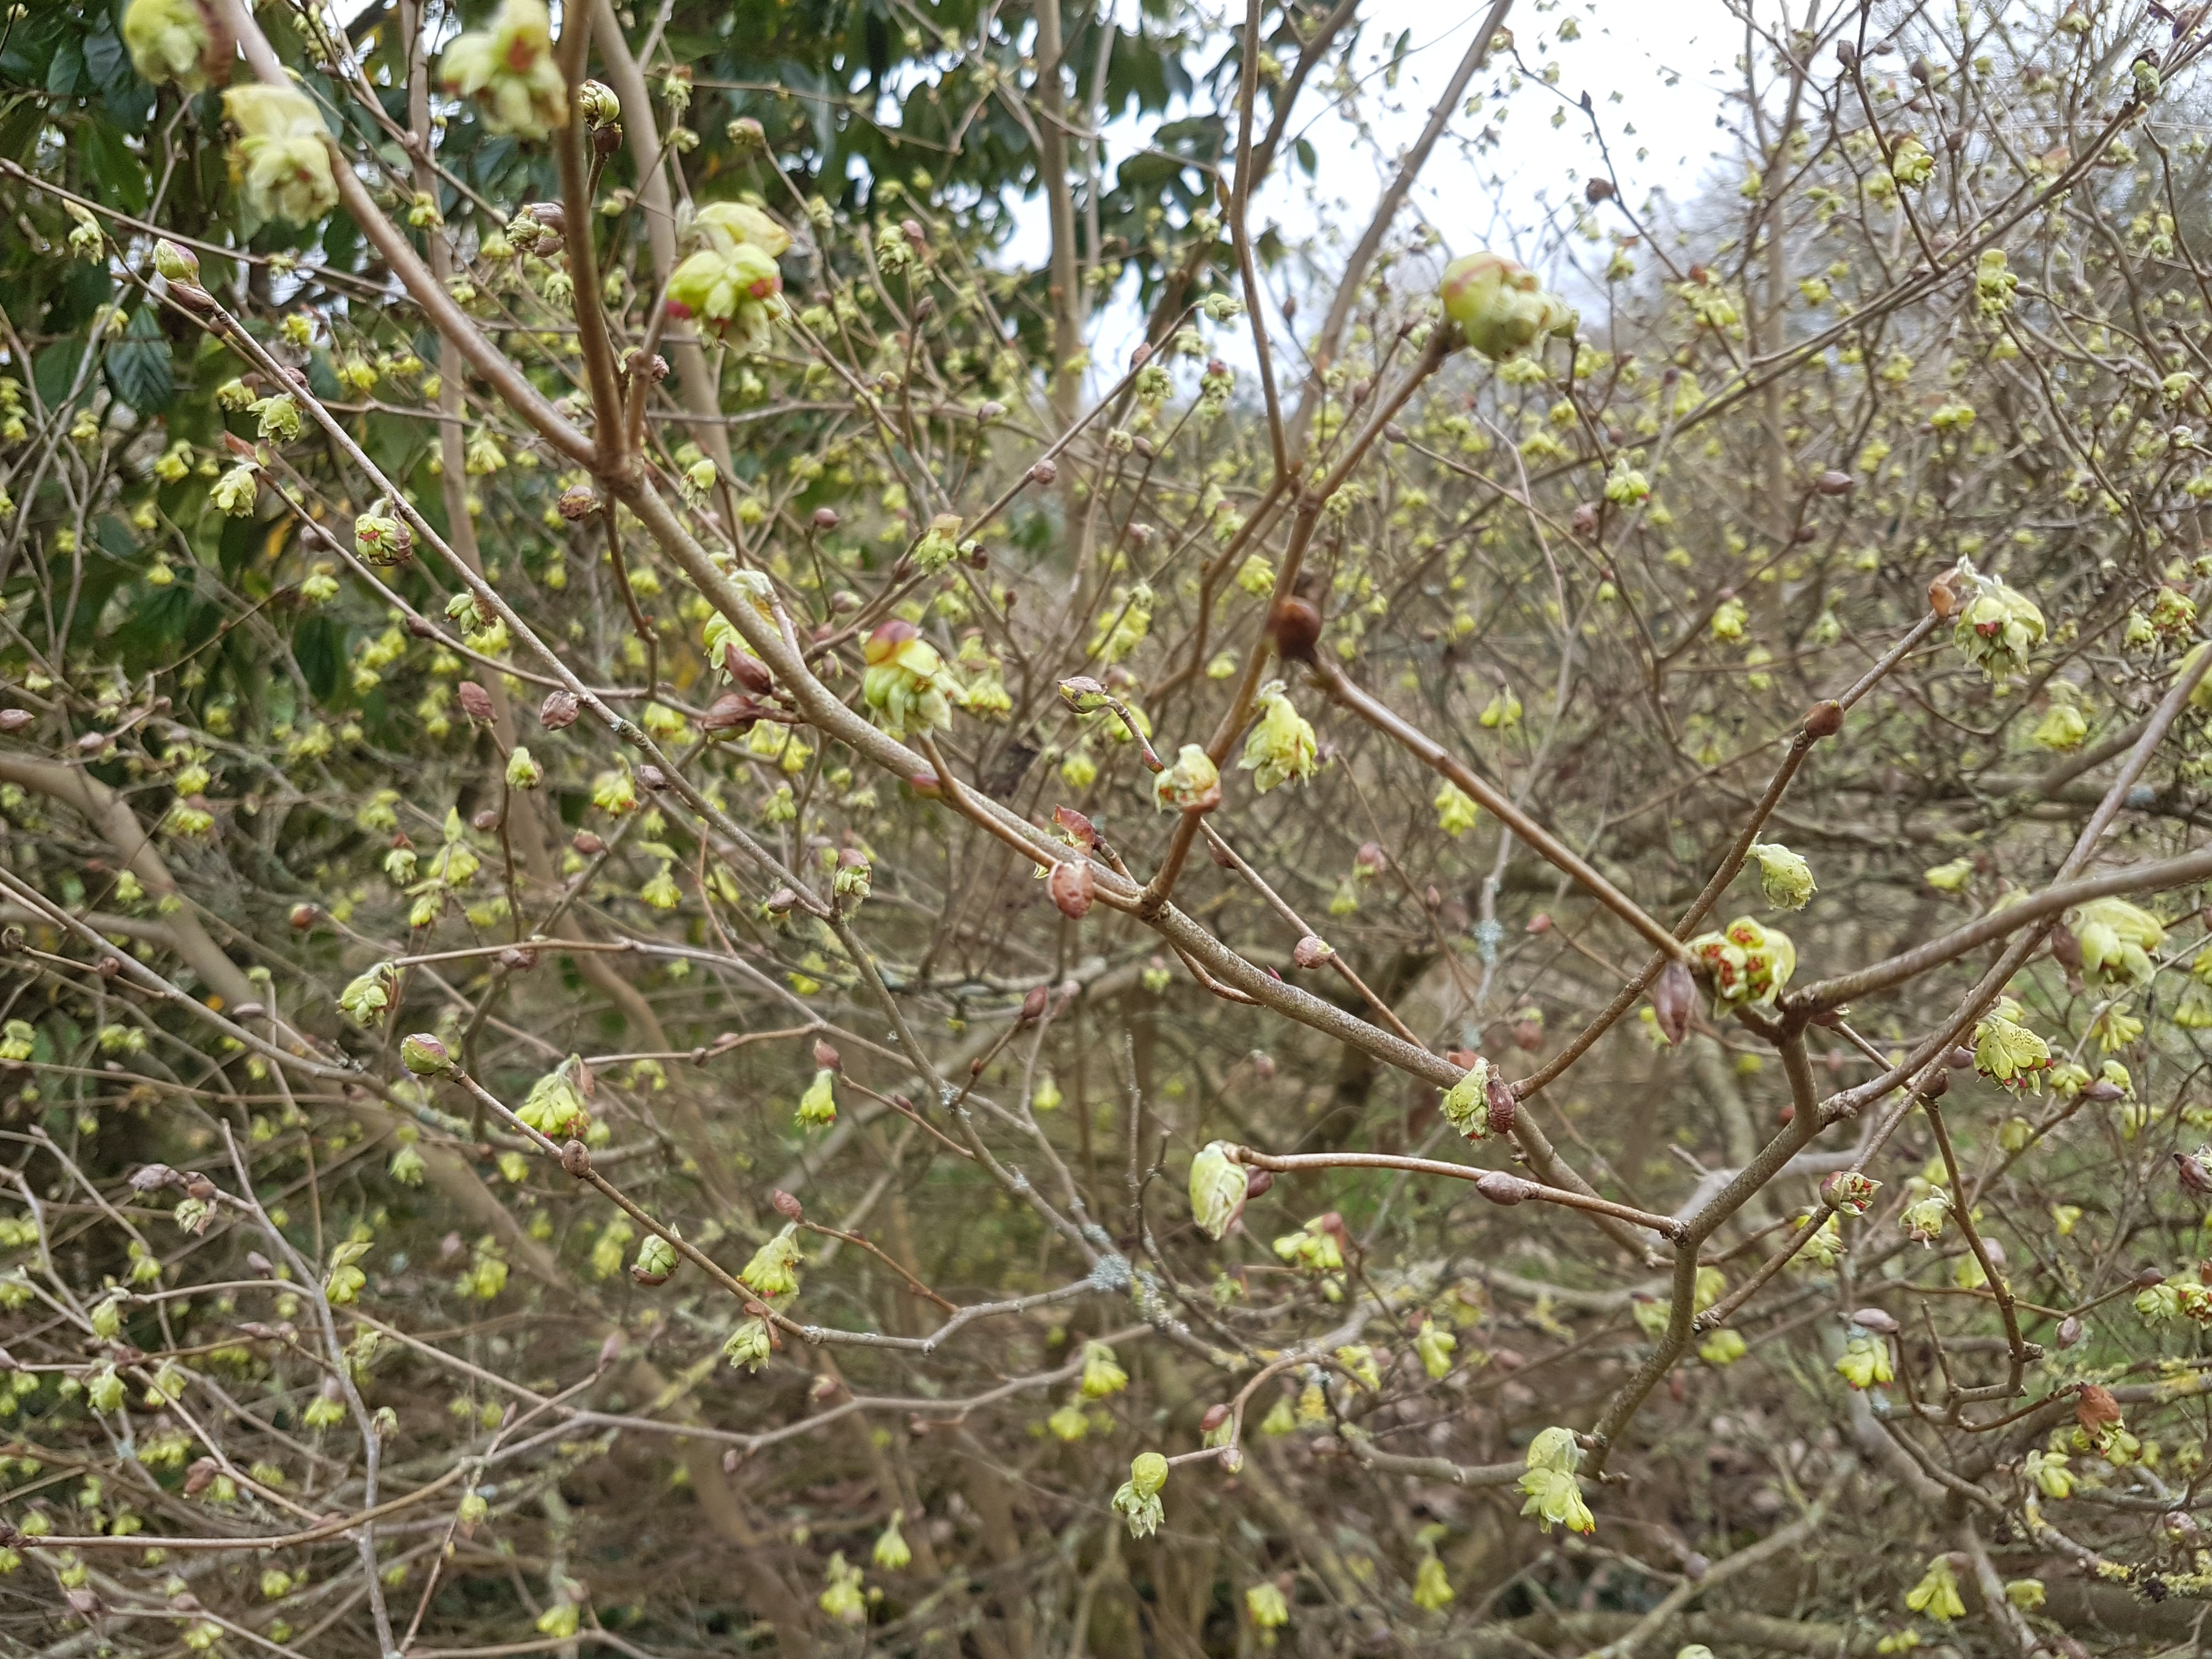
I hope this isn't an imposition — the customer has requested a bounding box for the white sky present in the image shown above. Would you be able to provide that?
[1010,0,1748,380]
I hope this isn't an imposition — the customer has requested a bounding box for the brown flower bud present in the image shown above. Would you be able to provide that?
[288,902,318,929]
[1244,1167,1273,1200]
[1199,1402,1230,1432]
[1293,935,1333,969]
[1030,458,1058,484]
[1049,857,1094,919]
[560,1139,591,1177]
[573,830,606,855]
[814,1039,842,1071]
[471,808,500,832]
[1803,699,1843,738]
[1474,1170,1536,1206]
[183,1457,220,1497]
[0,708,31,733]
[557,484,599,521]
[1814,470,1854,496]
[810,507,840,531]
[1053,805,1098,847]
[1267,597,1322,663]
[1584,176,1615,203]
[723,647,775,695]
[1020,985,1049,1023]
[1571,501,1600,538]
[636,764,668,791]
[1848,1306,1900,1335]
[771,1189,803,1219]
[1485,1072,1518,1138]
[2176,1151,2212,1195]
[2055,1315,2084,1348]
[540,690,581,729]
[701,692,761,733]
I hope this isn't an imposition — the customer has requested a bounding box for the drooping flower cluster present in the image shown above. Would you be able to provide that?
[437,0,567,140]
[1271,1213,1344,1274]
[861,620,962,737]
[1111,1452,1169,1539]
[2072,898,2164,987]
[1438,1055,1499,1141]
[1238,682,1317,792]
[123,0,230,92]
[1748,841,1814,910]
[1948,563,2046,681]
[1155,743,1222,812]
[518,1057,589,1138]
[739,1224,805,1300]
[1972,997,2050,1092]
[1439,251,1577,361]
[667,202,791,350]
[1517,1426,1594,1534]
[1684,917,1796,1011]
[1836,1330,1894,1390]
[223,85,338,225]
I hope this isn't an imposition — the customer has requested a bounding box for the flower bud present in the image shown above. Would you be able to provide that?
[1049,857,1095,919]
[1293,935,1334,968]
[456,680,495,722]
[813,1039,842,1071]
[771,1189,803,1220]
[399,1032,453,1075]
[1267,596,1322,663]
[1474,1169,1535,1206]
[1820,1170,1880,1215]
[1748,841,1815,911]
[630,1233,677,1286]
[1189,1141,1248,1240]
[578,79,621,128]
[153,239,200,283]
[1439,1056,1498,1141]
[1130,1451,1167,1496]
[354,510,413,567]
[540,690,580,729]
[1648,960,1695,1046]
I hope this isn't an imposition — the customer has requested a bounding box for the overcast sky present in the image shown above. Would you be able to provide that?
[1008,0,1748,381]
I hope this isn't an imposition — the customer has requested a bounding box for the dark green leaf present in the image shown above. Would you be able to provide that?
[105,308,175,414]
[293,615,343,701]
[83,120,147,215]
[33,338,89,410]
[44,36,86,98]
